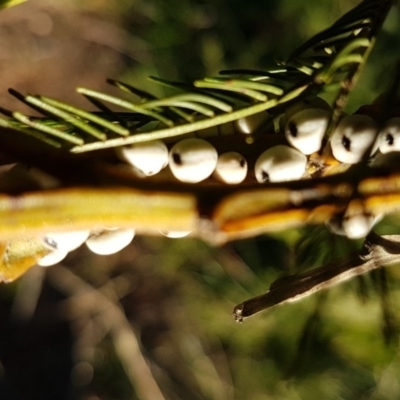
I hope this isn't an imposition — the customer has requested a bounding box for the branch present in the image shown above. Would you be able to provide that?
[233,233,400,322]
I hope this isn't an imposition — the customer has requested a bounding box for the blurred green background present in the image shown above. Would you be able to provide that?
[1,1,400,399]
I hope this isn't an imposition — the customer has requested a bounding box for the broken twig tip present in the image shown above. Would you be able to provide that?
[233,304,244,323]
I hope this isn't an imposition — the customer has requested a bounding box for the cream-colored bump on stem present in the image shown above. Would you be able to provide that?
[285,109,330,155]
[43,230,90,252]
[38,249,69,267]
[279,96,331,131]
[330,114,379,164]
[326,211,382,239]
[378,117,400,154]
[213,152,247,184]
[234,112,269,134]
[169,138,218,183]
[159,230,191,238]
[116,140,169,176]
[342,214,382,239]
[86,228,135,255]
[255,145,307,183]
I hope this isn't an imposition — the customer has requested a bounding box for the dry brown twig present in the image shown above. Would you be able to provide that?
[233,232,400,322]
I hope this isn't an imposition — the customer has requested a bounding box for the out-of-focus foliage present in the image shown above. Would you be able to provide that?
[1,1,400,400]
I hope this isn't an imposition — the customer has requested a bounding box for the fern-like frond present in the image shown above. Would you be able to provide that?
[0,0,392,155]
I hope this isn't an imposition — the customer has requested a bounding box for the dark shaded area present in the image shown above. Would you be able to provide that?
[0,281,73,400]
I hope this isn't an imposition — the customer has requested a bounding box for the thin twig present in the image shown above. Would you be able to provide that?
[233,233,400,322]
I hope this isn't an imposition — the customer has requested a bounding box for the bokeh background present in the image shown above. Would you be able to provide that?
[1,1,400,399]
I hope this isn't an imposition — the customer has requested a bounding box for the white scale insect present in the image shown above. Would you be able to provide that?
[39,230,90,267]
[254,145,307,183]
[282,96,331,156]
[342,214,383,240]
[330,114,379,164]
[169,138,218,183]
[214,152,248,184]
[86,228,135,255]
[378,117,400,153]
[284,109,331,155]
[116,140,169,176]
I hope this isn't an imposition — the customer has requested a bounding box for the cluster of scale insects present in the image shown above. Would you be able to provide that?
[26,92,400,268]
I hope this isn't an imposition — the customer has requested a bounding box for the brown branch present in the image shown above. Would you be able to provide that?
[233,233,400,322]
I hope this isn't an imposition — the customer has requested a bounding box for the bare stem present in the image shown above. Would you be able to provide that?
[233,233,400,322]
